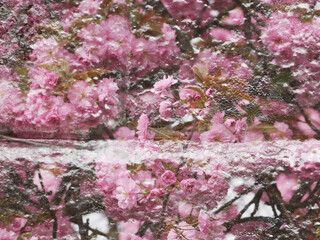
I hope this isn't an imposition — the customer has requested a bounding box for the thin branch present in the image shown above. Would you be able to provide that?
[42,0,59,19]
[224,216,280,232]
[195,4,238,36]
[296,103,320,139]
[264,176,306,240]
[236,188,264,220]
[214,180,260,214]
[0,134,92,150]
[250,188,263,217]
[155,192,170,239]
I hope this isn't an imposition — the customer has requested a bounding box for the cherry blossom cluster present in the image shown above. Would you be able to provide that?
[0,0,319,141]
[1,140,320,239]
[0,0,320,238]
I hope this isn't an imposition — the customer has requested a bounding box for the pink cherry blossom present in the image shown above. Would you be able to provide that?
[276,174,298,202]
[200,123,237,143]
[180,178,197,193]
[113,177,141,210]
[179,88,202,101]
[159,100,173,118]
[67,81,98,112]
[147,188,166,200]
[198,210,211,234]
[161,170,177,186]
[114,127,136,140]
[137,114,155,140]
[270,121,293,140]
[28,66,58,90]
[154,76,177,93]
[78,0,102,15]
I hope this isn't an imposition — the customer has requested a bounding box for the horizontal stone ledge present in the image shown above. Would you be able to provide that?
[0,139,318,169]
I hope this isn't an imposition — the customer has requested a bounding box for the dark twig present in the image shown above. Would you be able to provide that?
[215,180,260,214]
[301,180,320,205]
[195,4,238,37]
[263,175,306,240]
[250,188,263,217]
[289,181,312,205]
[224,216,281,232]
[42,0,59,19]
[235,188,264,220]
[296,102,320,139]
[265,188,279,217]
[155,192,170,239]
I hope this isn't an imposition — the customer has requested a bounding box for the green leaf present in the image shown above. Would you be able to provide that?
[316,226,320,239]
[127,163,147,173]
[18,232,33,240]
[186,86,204,97]
[299,14,313,23]
[14,67,30,94]
[161,161,176,172]
[271,69,292,94]
[248,123,282,135]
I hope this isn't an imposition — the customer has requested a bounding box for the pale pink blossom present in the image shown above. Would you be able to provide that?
[114,127,136,140]
[207,171,229,202]
[198,210,211,234]
[101,15,132,41]
[67,81,98,112]
[78,0,102,15]
[294,108,320,137]
[159,100,173,118]
[96,78,118,103]
[0,82,24,125]
[179,88,202,101]
[147,188,166,200]
[28,66,58,90]
[153,75,177,93]
[178,202,196,218]
[222,7,244,25]
[161,0,204,20]
[137,114,155,140]
[113,177,141,210]
[242,117,265,142]
[33,168,61,201]
[209,27,244,42]
[200,123,237,143]
[270,121,293,140]
[22,90,74,129]
[161,23,176,42]
[30,38,60,64]
[196,49,253,82]
[118,221,153,240]
[276,174,298,202]
[75,22,109,64]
